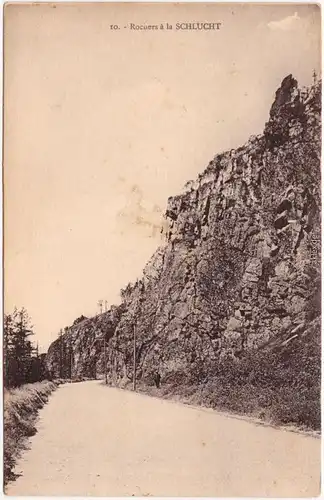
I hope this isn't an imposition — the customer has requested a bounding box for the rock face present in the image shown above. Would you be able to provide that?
[46,307,124,379]
[46,76,321,389]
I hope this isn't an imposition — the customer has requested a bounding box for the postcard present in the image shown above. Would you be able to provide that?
[3,3,321,497]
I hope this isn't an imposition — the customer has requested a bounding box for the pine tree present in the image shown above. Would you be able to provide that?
[4,307,35,387]
[12,308,34,386]
[4,313,16,387]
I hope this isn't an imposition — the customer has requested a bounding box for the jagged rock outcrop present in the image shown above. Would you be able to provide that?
[46,307,123,379]
[46,76,321,391]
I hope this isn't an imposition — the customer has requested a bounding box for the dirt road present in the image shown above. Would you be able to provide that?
[6,380,320,497]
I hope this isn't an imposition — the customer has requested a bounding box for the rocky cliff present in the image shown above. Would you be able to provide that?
[46,76,321,426]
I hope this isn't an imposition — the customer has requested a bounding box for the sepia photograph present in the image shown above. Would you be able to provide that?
[3,2,321,497]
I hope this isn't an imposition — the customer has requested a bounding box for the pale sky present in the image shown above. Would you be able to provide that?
[4,3,321,350]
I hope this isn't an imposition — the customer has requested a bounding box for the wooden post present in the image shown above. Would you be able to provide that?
[133,324,136,391]
[70,343,73,382]
[104,337,107,385]
[59,329,63,378]
[4,318,9,386]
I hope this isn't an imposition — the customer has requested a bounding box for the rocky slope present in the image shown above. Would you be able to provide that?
[46,75,321,425]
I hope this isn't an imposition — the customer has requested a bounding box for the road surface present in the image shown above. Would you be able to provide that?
[6,380,321,497]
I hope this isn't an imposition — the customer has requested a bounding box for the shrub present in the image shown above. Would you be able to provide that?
[136,320,321,432]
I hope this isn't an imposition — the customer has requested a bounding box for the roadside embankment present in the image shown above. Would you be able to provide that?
[115,319,321,435]
[4,380,59,485]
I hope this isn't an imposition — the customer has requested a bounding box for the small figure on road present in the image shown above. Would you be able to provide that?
[153,371,161,389]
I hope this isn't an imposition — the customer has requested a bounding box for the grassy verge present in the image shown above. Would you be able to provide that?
[136,379,320,435]
[4,380,59,486]
[135,319,321,433]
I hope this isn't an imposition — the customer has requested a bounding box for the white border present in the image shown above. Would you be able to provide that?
[0,2,322,500]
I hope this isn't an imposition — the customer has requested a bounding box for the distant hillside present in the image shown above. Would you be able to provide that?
[46,75,321,430]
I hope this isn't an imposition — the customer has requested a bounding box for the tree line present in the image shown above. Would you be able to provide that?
[4,307,48,388]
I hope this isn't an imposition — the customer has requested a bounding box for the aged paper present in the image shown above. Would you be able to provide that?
[3,3,321,497]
